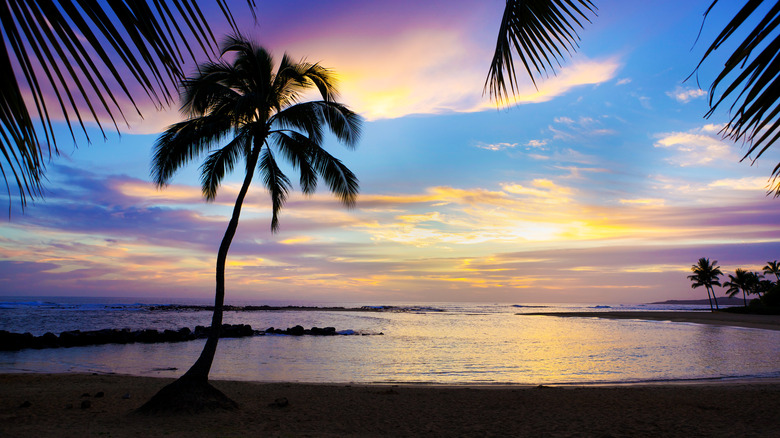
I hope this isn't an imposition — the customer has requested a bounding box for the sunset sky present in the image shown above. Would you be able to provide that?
[2,0,779,304]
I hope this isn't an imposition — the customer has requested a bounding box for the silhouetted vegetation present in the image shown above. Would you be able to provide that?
[688,258,723,311]
[141,35,361,413]
[488,1,780,193]
[693,258,780,314]
[0,1,257,209]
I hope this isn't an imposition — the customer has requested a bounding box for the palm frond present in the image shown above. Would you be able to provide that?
[0,0,256,208]
[271,103,325,145]
[199,133,250,200]
[270,131,318,195]
[309,146,359,208]
[697,0,780,194]
[486,0,597,102]
[259,146,291,232]
[151,115,234,186]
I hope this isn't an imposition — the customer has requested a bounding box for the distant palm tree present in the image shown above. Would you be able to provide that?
[763,260,780,282]
[688,258,723,311]
[756,279,774,297]
[723,268,758,307]
[1,1,255,209]
[486,0,780,193]
[140,35,361,412]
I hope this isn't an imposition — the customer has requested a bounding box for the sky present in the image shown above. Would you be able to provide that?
[1,0,779,304]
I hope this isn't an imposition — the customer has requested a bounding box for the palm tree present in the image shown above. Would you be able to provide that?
[487,1,780,193]
[763,260,780,282]
[688,257,723,311]
[1,1,256,209]
[139,35,362,412]
[722,268,758,307]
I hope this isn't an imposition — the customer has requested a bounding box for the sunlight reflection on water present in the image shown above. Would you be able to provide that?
[1,302,779,384]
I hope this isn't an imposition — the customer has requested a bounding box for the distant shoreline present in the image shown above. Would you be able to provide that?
[648,297,744,305]
[522,311,780,331]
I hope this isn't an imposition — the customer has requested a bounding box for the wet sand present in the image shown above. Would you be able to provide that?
[522,311,780,331]
[2,373,779,437]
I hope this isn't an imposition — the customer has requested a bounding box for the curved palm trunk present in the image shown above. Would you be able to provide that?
[704,287,714,311]
[138,151,259,413]
[742,289,747,307]
[183,153,259,381]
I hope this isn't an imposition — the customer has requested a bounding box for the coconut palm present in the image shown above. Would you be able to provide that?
[722,268,759,307]
[487,0,780,192]
[139,35,361,412]
[763,260,780,282]
[0,1,255,209]
[688,257,723,311]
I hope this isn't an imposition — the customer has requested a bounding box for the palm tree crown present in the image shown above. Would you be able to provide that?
[763,260,780,281]
[688,257,723,311]
[152,35,361,229]
[722,268,760,307]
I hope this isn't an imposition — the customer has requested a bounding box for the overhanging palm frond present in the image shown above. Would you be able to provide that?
[486,0,597,102]
[0,0,256,208]
[697,0,780,194]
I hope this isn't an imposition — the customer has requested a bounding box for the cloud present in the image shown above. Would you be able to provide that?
[317,29,620,120]
[654,125,735,166]
[474,142,518,151]
[709,177,771,191]
[667,86,707,103]
[526,139,548,148]
[616,78,631,85]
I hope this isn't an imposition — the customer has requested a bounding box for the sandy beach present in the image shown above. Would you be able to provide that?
[1,373,779,437]
[522,311,780,331]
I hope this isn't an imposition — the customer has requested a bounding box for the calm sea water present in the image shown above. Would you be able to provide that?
[1,296,779,385]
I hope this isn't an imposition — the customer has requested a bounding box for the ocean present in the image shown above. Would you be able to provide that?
[1,296,779,385]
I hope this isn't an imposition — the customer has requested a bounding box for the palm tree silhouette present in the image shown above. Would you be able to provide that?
[0,1,256,208]
[139,35,361,412]
[763,260,780,282]
[688,257,723,311]
[723,268,760,307]
[487,1,780,193]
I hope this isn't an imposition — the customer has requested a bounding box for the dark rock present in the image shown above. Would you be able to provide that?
[19,401,31,408]
[193,325,209,338]
[121,393,131,400]
[80,400,91,409]
[177,327,192,340]
[40,332,59,347]
[162,329,180,342]
[59,330,84,347]
[81,393,90,397]
[95,391,104,398]
[310,326,337,336]
[222,324,253,338]
[136,329,160,343]
[287,325,305,336]
[0,330,35,350]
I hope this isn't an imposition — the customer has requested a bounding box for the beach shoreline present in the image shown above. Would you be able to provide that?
[521,310,780,331]
[2,373,779,437]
